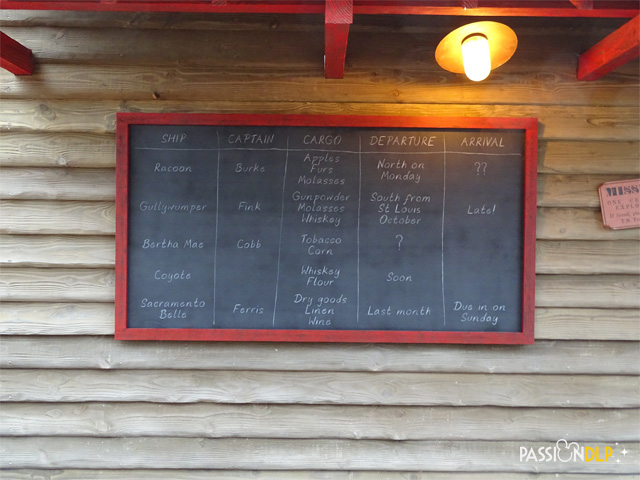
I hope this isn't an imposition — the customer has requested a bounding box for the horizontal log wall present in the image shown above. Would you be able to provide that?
[0,11,638,479]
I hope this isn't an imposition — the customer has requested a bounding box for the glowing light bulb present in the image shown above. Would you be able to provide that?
[461,33,491,82]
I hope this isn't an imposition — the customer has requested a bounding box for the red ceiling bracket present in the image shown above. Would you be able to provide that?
[570,0,593,9]
[577,14,640,81]
[0,32,34,75]
[324,0,353,79]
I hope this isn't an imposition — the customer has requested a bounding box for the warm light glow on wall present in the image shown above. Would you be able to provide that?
[461,33,491,81]
[436,22,517,82]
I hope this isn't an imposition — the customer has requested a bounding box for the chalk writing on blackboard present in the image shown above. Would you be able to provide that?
[116,114,537,344]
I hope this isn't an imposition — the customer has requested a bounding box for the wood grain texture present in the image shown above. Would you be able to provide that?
[0,303,114,335]
[538,140,640,174]
[0,235,115,268]
[2,471,637,480]
[535,308,640,340]
[0,201,115,234]
[1,100,638,141]
[0,167,115,200]
[536,240,640,274]
[0,267,115,302]
[0,132,115,168]
[0,11,323,30]
[1,369,638,407]
[2,336,638,374]
[0,437,637,472]
[537,174,637,207]
[0,24,607,63]
[0,26,324,68]
[2,402,637,441]
[536,207,640,240]
[1,303,637,340]
[536,274,640,308]
[326,0,351,26]
[0,58,636,106]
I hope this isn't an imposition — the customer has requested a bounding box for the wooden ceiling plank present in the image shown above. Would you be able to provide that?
[0,32,34,76]
[577,14,640,81]
[324,0,353,79]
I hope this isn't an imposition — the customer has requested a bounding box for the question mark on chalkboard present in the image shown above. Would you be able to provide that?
[474,162,487,175]
[396,235,403,250]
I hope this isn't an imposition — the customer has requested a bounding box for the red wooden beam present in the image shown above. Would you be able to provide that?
[0,0,636,16]
[577,14,640,81]
[570,0,593,9]
[0,32,34,75]
[324,0,352,79]
[0,0,326,13]
[352,2,637,17]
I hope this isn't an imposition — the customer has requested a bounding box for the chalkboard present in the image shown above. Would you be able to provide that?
[115,114,537,344]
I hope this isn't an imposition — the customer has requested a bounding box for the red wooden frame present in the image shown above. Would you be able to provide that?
[116,113,537,344]
[324,0,352,79]
[0,32,34,75]
[569,0,594,9]
[577,14,640,81]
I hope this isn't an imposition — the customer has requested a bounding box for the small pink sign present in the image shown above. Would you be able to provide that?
[598,179,640,230]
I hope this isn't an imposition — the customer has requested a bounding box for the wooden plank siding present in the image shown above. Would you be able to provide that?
[1,437,639,472]
[0,10,638,478]
[2,370,638,407]
[1,336,639,374]
[1,473,639,480]
[1,100,639,140]
[2,402,639,440]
